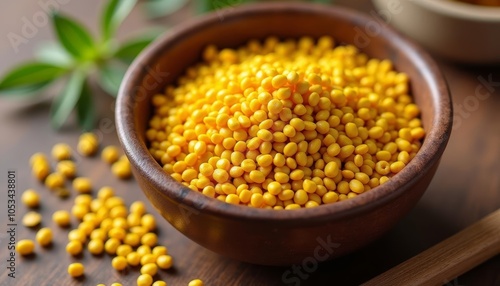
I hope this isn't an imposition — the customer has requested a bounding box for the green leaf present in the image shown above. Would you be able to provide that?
[35,42,73,67]
[51,70,86,129]
[98,63,126,96]
[114,36,156,64]
[0,62,66,94]
[76,81,95,131]
[102,0,137,41]
[52,12,96,61]
[197,0,246,14]
[144,0,187,19]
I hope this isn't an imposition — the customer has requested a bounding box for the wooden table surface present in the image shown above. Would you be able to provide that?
[0,1,499,285]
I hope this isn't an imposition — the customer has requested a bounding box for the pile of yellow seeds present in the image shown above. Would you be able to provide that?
[146,36,425,209]
[16,134,204,286]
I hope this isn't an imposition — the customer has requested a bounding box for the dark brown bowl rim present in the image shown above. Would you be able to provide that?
[116,2,452,223]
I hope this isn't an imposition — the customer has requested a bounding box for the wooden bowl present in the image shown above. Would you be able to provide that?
[373,0,500,63]
[116,2,452,266]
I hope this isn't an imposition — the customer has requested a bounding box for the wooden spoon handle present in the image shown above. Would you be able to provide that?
[362,209,500,286]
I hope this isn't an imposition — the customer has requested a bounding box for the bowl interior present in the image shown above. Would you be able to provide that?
[118,2,452,222]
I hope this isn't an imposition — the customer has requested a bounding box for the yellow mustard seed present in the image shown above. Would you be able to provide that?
[57,160,76,178]
[88,239,104,255]
[45,173,65,190]
[156,254,173,269]
[73,177,92,193]
[68,262,84,277]
[136,245,151,257]
[66,240,83,256]
[104,237,121,255]
[188,279,204,286]
[152,245,168,256]
[32,161,50,181]
[116,244,133,257]
[111,159,132,179]
[152,281,167,286]
[137,274,154,286]
[72,204,89,220]
[90,228,107,241]
[141,232,158,247]
[68,229,87,243]
[78,132,99,156]
[140,263,158,276]
[16,239,35,255]
[140,253,156,265]
[52,143,72,161]
[141,214,156,231]
[126,251,141,266]
[36,227,52,246]
[97,186,115,200]
[124,232,141,247]
[112,256,128,271]
[53,210,71,227]
[22,211,42,227]
[146,37,425,209]
[21,189,40,208]
[111,283,123,286]
[130,201,146,215]
[30,152,48,166]
[101,145,120,164]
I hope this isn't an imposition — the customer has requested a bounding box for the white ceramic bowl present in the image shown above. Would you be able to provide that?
[372,0,500,64]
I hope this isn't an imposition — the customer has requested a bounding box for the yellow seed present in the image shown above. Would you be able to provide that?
[127,251,141,266]
[52,143,72,161]
[68,229,86,243]
[36,227,52,246]
[140,263,158,276]
[30,152,48,166]
[140,253,156,265]
[16,239,35,255]
[156,254,173,269]
[137,245,151,257]
[349,179,365,194]
[73,177,92,193]
[53,210,71,227]
[111,160,132,179]
[188,279,204,286]
[66,240,83,256]
[22,211,42,227]
[152,281,167,286]
[152,245,168,256]
[104,238,121,255]
[116,244,133,257]
[141,214,156,231]
[88,239,104,255]
[32,161,50,181]
[72,204,89,220]
[68,262,84,277]
[78,133,98,156]
[45,173,65,190]
[112,256,128,271]
[137,274,154,286]
[21,189,40,208]
[98,186,115,200]
[57,160,76,178]
[101,145,120,164]
[145,38,423,209]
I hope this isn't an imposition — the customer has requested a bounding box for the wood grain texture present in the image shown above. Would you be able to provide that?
[0,0,499,285]
[362,209,500,286]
